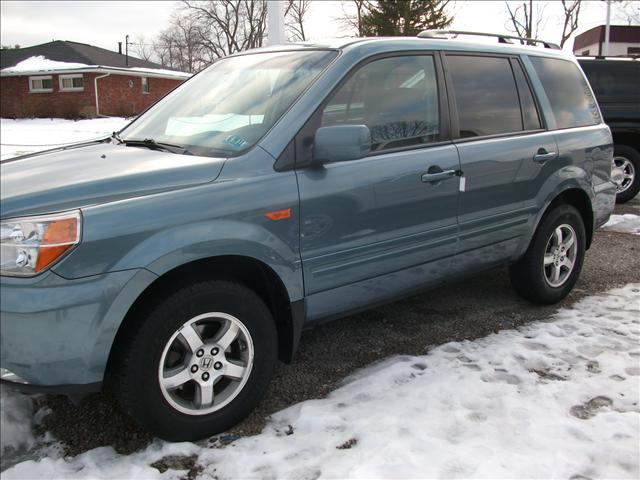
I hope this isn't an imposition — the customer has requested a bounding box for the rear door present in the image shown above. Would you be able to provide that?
[296,53,461,320]
[443,53,558,273]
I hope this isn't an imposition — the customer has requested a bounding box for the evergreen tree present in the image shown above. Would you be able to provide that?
[360,0,453,37]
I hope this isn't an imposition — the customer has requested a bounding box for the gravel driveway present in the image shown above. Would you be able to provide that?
[32,199,640,457]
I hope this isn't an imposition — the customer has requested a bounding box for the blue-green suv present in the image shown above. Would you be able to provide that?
[0,32,616,441]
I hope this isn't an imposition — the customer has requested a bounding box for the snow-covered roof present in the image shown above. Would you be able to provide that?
[1,55,191,79]
[3,56,90,72]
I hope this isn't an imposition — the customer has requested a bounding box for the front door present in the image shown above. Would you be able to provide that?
[295,54,461,320]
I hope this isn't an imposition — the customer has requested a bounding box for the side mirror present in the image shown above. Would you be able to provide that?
[313,125,371,165]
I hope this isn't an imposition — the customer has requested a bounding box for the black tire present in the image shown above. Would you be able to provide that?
[510,204,586,305]
[614,144,640,204]
[113,279,277,441]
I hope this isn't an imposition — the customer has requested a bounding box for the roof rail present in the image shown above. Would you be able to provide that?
[417,30,561,50]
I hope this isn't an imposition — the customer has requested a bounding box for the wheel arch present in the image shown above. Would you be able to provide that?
[105,255,303,382]
[532,187,595,253]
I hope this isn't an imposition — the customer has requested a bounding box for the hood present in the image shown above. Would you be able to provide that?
[0,142,225,218]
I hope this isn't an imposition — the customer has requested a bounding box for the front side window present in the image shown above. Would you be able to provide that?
[141,77,149,94]
[447,55,523,138]
[530,56,601,129]
[121,50,337,157]
[59,74,84,92]
[29,76,53,93]
[322,55,440,152]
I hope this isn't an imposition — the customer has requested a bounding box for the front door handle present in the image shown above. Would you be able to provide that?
[421,167,457,183]
[533,148,557,163]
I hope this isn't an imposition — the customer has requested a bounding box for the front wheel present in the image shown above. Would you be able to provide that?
[510,204,586,305]
[113,280,277,441]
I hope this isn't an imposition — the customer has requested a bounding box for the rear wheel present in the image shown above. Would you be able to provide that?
[612,145,639,204]
[113,279,277,441]
[510,204,586,305]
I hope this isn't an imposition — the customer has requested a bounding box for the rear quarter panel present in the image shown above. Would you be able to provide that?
[517,54,615,256]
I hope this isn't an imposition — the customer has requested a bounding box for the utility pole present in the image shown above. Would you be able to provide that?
[604,0,611,56]
[125,34,130,66]
[267,1,286,46]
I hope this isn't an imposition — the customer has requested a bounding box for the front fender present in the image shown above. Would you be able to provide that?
[53,169,303,301]
[136,220,303,301]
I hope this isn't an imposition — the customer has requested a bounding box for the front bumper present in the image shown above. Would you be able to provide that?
[0,268,157,388]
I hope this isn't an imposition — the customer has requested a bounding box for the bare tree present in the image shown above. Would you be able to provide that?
[559,0,582,48]
[284,0,310,41]
[505,1,548,43]
[130,35,155,62]
[152,11,209,73]
[338,0,374,37]
[613,0,640,25]
[182,0,267,58]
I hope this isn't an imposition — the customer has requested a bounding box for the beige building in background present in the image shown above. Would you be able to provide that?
[573,25,640,57]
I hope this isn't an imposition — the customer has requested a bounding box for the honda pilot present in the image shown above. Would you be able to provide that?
[0,31,616,441]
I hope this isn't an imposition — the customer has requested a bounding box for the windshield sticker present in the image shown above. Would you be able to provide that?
[223,135,249,150]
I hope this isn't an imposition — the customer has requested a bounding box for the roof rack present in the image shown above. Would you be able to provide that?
[417,30,561,50]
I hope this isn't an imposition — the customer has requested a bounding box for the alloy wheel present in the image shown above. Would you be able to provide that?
[543,224,578,288]
[158,312,254,415]
[612,156,635,194]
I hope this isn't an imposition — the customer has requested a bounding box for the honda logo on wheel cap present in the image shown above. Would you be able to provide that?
[200,357,213,370]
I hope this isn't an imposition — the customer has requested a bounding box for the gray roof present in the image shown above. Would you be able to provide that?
[0,40,169,70]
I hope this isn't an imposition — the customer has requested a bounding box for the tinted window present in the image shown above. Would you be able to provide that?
[531,56,601,129]
[322,55,439,151]
[579,60,640,103]
[512,61,542,131]
[447,55,523,138]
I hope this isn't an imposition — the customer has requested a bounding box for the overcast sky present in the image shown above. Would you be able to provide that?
[0,1,634,55]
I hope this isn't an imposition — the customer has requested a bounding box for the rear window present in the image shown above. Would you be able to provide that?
[530,57,601,129]
[579,60,640,103]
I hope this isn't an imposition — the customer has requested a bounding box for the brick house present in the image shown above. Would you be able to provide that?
[1,41,191,118]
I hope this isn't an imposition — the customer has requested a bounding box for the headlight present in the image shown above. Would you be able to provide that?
[0,211,81,277]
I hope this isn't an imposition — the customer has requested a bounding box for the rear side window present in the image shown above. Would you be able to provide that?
[447,55,523,138]
[530,56,601,129]
[322,55,440,152]
[579,60,640,103]
[512,61,542,131]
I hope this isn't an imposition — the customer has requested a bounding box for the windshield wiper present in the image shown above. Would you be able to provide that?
[116,135,192,155]
[112,131,124,144]
[111,132,193,155]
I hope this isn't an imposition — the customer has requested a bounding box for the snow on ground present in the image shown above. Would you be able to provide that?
[602,214,640,235]
[0,117,130,160]
[0,390,35,453]
[2,284,639,479]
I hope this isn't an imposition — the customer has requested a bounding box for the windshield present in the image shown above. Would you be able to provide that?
[120,50,337,157]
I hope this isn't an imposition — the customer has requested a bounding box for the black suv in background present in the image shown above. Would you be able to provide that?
[579,58,640,203]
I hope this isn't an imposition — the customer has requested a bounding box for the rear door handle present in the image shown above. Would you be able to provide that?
[421,168,457,183]
[533,148,557,163]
